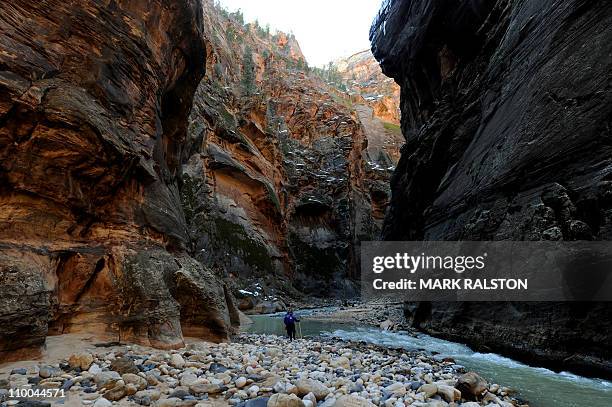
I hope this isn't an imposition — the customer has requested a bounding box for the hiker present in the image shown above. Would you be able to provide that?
[283,309,300,340]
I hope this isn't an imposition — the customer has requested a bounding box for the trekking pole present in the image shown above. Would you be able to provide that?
[298,321,303,339]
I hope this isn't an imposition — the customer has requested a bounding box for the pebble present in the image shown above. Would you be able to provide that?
[171,354,186,369]
[295,378,330,400]
[7,334,527,407]
[88,363,103,374]
[245,397,269,407]
[93,399,112,407]
[122,372,147,390]
[135,389,162,405]
[268,393,304,407]
[38,366,61,379]
[110,357,139,374]
[418,383,437,398]
[68,352,94,370]
[189,382,222,394]
[103,383,127,401]
[236,376,248,388]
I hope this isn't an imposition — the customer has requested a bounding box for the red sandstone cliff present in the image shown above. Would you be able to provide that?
[335,50,401,126]
[184,3,379,303]
[0,0,236,359]
[0,0,403,357]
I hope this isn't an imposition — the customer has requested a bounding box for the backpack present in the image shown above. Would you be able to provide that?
[284,314,294,325]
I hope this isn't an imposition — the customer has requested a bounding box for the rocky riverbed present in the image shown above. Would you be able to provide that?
[300,302,409,332]
[0,334,527,407]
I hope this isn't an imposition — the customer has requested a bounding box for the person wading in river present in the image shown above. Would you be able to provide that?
[283,309,300,341]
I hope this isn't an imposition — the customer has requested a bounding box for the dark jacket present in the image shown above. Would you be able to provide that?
[283,313,299,326]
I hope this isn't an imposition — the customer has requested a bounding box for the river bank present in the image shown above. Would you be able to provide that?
[0,333,526,407]
[293,302,408,332]
[245,312,612,407]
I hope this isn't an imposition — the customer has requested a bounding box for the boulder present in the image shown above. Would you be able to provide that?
[170,354,186,369]
[295,379,330,400]
[68,353,94,370]
[126,383,138,396]
[180,372,199,387]
[333,395,376,407]
[134,389,161,405]
[93,399,112,407]
[455,372,487,400]
[88,364,102,375]
[302,392,317,407]
[417,383,437,398]
[169,389,191,400]
[436,384,460,402]
[379,320,395,331]
[122,373,147,391]
[189,382,222,395]
[383,383,406,396]
[235,376,248,388]
[38,366,61,379]
[103,384,127,401]
[0,253,51,359]
[268,393,305,407]
[208,362,228,373]
[111,357,139,375]
[330,357,350,370]
[156,398,199,407]
[251,301,285,315]
[245,397,270,407]
[94,371,121,389]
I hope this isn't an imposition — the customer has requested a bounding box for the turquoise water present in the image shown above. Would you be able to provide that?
[245,313,612,407]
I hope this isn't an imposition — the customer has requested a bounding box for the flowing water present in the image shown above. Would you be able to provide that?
[245,312,612,407]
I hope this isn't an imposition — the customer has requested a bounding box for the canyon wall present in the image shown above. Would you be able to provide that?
[0,0,401,357]
[371,0,612,377]
[334,50,401,127]
[183,4,400,307]
[0,0,237,359]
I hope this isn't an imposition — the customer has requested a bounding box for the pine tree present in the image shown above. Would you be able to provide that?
[231,9,244,25]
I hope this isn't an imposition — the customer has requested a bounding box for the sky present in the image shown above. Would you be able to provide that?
[217,0,384,67]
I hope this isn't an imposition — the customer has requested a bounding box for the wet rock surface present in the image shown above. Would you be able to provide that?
[370,0,612,377]
[0,335,528,407]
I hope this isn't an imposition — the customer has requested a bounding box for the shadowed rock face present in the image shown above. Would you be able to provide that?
[371,0,612,377]
[0,0,236,359]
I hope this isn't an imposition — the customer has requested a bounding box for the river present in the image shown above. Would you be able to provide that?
[244,312,612,407]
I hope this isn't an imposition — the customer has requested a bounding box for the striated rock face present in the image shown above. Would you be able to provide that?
[371,0,612,377]
[182,3,390,300]
[0,0,237,358]
[0,0,402,356]
[334,50,401,126]
[334,50,404,170]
